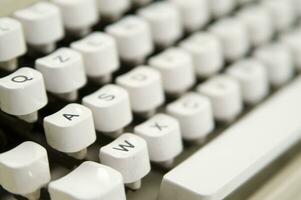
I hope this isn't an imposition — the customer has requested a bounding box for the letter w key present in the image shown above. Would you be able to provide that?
[113,140,135,152]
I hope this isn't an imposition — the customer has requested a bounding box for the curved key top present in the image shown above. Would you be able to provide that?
[0,17,26,71]
[106,16,154,65]
[49,161,126,200]
[209,17,250,62]
[116,66,165,117]
[226,59,269,105]
[99,133,151,190]
[254,43,294,87]
[51,0,99,36]
[149,48,196,96]
[83,84,133,136]
[134,113,183,167]
[169,0,210,32]
[197,75,243,122]
[167,92,214,142]
[138,2,183,47]
[43,103,96,159]
[14,2,64,53]
[71,32,119,84]
[0,67,48,123]
[0,141,51,200]
[35,47,87,101]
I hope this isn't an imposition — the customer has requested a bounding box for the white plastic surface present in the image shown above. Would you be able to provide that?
[14,2,64,46]
[0,17,26,61]
[98,0,130,19]
[99,133,151,183]
[0,141,51,196]
[209,17,250,62]
[82,84,133,133]
[71,32,119,78]
[281,29,301,71]
[43,103,96,153]
[180,32,224,78]
[51,0,99,32]
[167,92,214,141]
[116,66,164,113]
[138,2,183,47]
[254,43,294,87]
[134,113,183,162]
[35,47,87,94]
[49,161,126,200]
[262,0,296,32]
[237,5,274,46]
[159,75,301,200]
[106,16,154,62]
[226,59,269,105]
[0,67,48,116]
[197,75,243,122]
[209,0,236,18]
[148,48,195,94]
[169,0,209,32]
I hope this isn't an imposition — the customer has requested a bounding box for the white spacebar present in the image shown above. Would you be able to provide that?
[158,75,301,200]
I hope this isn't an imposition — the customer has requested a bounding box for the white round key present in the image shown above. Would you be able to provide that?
[99,133,151,190]
[262,0,296,32]
[237,5,274,47]
[137,2,183,47]
[180,32,224,78]
[254,43,294,87]
[169,0,210,32]
[43,104,96,159]
[71,32,119,83]
[209,0,236,18]
[281,29,301,71]
[0,67,48,123]
[51,0,99,36]
[167,92,214,142]
[148,48,195,95]
[0,141,51,199]
[98,0,130,20]
[14,2,64,53]
[82,84,133,135]
[35,48,87,101]
[106,15,154,64]
[0,17,26,71]
[226,59,270,105]
[197,75,243,122]
[49,161,126,200]
[209,17,250,62]
[134,113,183,165]
[116,66,164,116]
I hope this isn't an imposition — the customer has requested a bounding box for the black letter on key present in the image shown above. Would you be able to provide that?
[98,93,115,101]
[11,75,33,83]
[113,140,135,152]
[63,114,80,121]
[53,55,70,63]
[151,122,168,131]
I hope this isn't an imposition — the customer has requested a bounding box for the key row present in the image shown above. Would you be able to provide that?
[1,37,296,157]
[0,24,299,122]
[1,23,301,200]
[0,52,297,200]
[0,0,299,71]
[0,141,141,200]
